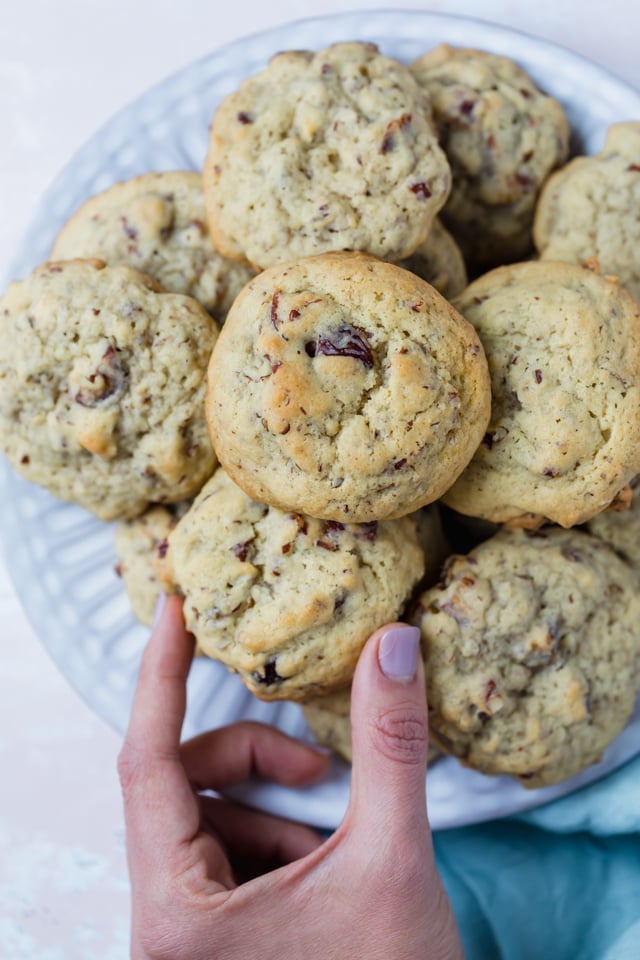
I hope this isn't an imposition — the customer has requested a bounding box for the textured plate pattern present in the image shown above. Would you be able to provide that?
[1,11,640,830]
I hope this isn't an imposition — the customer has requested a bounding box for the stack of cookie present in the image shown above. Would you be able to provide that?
[2,40,640,791]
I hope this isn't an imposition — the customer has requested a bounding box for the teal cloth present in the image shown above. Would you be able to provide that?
[433,755,640,959]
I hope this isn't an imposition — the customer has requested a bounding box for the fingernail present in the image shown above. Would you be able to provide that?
[378,625,421,682]
[152,592,167,629]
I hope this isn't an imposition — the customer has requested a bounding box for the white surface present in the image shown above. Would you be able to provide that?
[1,3,639,956]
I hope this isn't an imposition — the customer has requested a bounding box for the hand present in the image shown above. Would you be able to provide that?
[118,595,463,960]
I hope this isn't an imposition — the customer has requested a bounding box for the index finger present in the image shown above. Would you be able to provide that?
[118,594,199,859]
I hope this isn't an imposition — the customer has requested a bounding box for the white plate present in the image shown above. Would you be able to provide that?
[2,10,640,831]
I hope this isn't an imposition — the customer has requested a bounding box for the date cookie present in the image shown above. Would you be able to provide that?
[51,171,254,321]
[412,503,452,588]
[114,501,190,625]
[534,122,640,301]
[167,468,425,701]
[206,252,491,523]
[411,44,569,270]
[443,260,640,528]
[397,217,467,300]
[203,41,451,269]
[302,688,354,762]
[302,686,441,765]
[414,526,640,787]
[0,259,218,520]
[584,477,640,571]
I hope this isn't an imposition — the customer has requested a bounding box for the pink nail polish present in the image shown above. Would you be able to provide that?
[378,625,421,682]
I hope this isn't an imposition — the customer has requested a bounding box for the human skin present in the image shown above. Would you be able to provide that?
[118,595,463,960]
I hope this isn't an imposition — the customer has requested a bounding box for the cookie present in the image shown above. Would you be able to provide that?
[585,476,640,570]
[443,260,640,528]
[51,171,254,321]
[412,503,452,588]
[0,259,218,521]
[302,688,354,762]
[302,686,441,765]
[411,44,569,270]
[206,251,491,523]
[203,41,451,269]
[414,526,640,787]
[167,468,425,701]
[114,501,190,625]
[534,122,640,301]
[397,217,467,300]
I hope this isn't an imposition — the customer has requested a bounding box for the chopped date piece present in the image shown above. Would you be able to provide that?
[409,181,432,199]
[306,323,374,368]
[237,111,253,124]
[314,519,346,551]
[324,520,345,534]
[157,538,169,559]
[284,514,308,537]
[232,540,254,562]
[256,659,284,685]
[270,290,282,330]
[354,521,378,542]
[74,345,129,407]
[515,173,534,190]
[315,538,339,552]
[380,113,412,154]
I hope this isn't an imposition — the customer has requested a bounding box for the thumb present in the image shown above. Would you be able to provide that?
[345,622,430,840]
[337,625,464,960]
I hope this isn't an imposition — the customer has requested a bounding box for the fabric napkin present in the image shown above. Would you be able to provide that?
[433,755,640,959]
